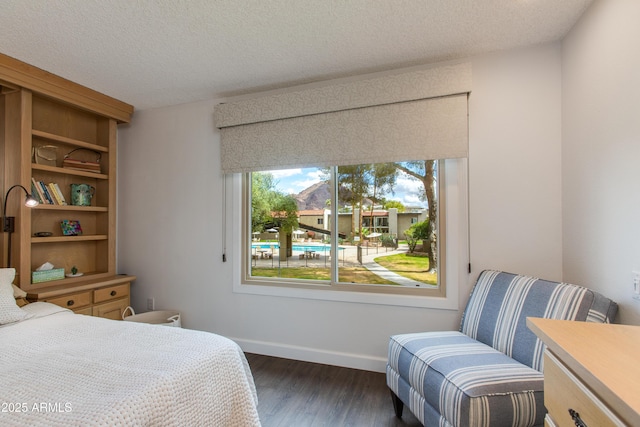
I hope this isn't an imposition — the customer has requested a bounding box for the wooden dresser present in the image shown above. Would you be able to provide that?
[27,275,135,320]
[527,318,640,427]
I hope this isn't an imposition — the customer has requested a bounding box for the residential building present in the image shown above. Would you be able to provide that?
[297,207,426,241]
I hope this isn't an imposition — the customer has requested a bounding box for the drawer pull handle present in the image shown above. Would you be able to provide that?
[110,290,117,296]
[568,409,587,427]
[67,300,75,307]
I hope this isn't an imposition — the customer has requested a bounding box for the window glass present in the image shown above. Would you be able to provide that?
[247,161,440,290]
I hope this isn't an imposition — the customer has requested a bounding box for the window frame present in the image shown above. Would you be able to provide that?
[230,159,468,310]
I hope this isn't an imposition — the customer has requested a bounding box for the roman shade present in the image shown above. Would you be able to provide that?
[214,62,471,174]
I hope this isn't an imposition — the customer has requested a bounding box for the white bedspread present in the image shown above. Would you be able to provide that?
[0,303,260,426]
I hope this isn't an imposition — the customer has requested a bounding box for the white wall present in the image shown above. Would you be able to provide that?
[469,46,563,280]
[562,0,640,325]
[117,44,564,372]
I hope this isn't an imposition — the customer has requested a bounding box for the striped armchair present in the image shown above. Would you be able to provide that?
[386,270,617,427]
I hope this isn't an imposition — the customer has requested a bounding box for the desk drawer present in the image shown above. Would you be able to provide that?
[94,283,129,304]
[46,291,92,310]
[544,351,624,427]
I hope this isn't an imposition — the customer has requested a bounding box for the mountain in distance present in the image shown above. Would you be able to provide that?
[293,181,329,210]
[293,182,372,211]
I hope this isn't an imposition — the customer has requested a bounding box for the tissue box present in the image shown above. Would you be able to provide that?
[32,268,65,283]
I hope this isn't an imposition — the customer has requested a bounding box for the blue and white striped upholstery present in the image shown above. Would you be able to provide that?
[459,270,615,371]
[387,332,544,426]
[387,270,618,427]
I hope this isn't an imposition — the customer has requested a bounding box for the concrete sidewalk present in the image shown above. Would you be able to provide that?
[360,247,434,287]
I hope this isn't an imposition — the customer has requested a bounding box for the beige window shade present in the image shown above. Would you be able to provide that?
[215,63,471,174]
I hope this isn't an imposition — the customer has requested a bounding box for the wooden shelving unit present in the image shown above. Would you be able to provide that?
[26,92,116,285]
[1,52,135,318]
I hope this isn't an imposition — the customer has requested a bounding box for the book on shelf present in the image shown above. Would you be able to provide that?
[31,178,46,204]
[39,181,54,204]
[52,183,67,205]
[46,183,61,205]
[47,183,67,205]
[30,178,69,205]
[31,178,52,204]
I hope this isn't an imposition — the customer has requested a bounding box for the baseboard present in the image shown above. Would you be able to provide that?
[232,337,388,373]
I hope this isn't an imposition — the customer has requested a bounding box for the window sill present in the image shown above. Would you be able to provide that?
[232,278,459,309]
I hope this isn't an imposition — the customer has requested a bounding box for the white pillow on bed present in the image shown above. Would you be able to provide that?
[12,283,27,298]
[0,268,31,324]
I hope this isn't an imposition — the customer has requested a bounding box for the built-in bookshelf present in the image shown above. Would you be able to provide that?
[1,52,134,306]
[23,93,116,287]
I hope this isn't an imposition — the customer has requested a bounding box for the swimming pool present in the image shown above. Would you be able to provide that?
[252,243,343,252]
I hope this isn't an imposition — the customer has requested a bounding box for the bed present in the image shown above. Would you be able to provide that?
[0,270,260,426]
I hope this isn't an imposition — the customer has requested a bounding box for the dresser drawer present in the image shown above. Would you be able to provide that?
[26,275,135,320]
[73,307,93,316]
[544,351,624,427]
[92,298,129,321]
[46,291,92,310]
[94,283,130,304]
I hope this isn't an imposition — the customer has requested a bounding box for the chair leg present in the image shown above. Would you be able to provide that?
[389,388,404,418]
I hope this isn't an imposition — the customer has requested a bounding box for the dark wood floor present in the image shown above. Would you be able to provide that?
[245,353,422,427]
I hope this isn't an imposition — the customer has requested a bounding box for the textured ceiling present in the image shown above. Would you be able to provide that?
[0,0,593,111]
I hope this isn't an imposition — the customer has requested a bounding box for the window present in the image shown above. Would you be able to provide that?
[245,160,445,296]
[216,65,471,306]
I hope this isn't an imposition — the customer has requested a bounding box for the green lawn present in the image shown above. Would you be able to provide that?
[251,266,396,284]
[251,252,436,285]
[374,253,437,285]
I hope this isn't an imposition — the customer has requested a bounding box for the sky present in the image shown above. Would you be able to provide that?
[270,167,428,208]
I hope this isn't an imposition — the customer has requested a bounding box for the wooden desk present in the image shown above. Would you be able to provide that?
[527,318,640,427]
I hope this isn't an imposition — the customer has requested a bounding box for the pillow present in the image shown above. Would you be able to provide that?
[12,283,27,298]
[0,268,31,324]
